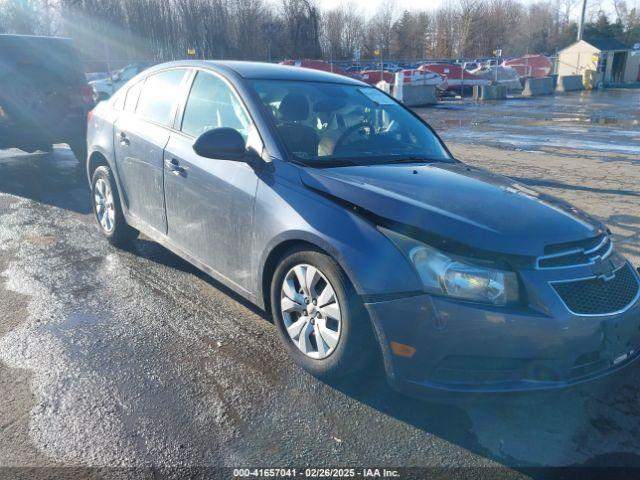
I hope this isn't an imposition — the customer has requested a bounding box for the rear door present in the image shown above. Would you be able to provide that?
[113,68,188,233]
[163,69,261,292]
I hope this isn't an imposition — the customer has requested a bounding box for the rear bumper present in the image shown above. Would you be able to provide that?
[365,269,640,395]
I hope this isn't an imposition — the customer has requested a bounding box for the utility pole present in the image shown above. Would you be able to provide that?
[577,0,587,41]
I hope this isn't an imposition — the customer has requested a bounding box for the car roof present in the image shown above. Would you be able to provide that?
[144,60,366,86]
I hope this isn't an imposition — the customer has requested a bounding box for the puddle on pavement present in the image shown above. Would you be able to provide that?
[420,89,640,158]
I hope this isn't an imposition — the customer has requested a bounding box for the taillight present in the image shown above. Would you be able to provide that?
[87,109,94,124]
[80,85,95,104]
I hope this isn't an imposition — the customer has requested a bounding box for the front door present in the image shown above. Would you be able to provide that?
[163,70,261,292]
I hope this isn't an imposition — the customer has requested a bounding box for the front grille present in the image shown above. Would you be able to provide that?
[538,235,612,269]
[553,263,639,315]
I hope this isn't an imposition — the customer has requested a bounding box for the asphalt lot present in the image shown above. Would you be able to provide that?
[1,89,640,477]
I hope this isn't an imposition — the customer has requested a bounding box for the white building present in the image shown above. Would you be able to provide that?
[557,36,640,88]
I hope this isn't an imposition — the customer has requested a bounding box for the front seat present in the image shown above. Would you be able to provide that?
[276,93,319,159]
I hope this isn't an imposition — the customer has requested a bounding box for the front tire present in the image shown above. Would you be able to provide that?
[270,247,377,380]
[91,165,138,247]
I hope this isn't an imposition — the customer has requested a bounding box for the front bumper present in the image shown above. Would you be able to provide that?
[365,263,640,395]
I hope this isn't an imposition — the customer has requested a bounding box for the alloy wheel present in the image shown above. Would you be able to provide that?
[280,264,342,359]
[94,178,115,234]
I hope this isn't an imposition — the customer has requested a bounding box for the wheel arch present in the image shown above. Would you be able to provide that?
[87,150,110,182]
[259,234,357,314]
[87,149,128,213]
[262,235,385,377]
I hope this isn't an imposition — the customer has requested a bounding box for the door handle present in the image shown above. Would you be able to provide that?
[166,158,186,176]
[119,131,130,146]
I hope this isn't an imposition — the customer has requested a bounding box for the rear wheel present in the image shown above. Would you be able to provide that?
[270,247,377,380]
[91,165,138,247]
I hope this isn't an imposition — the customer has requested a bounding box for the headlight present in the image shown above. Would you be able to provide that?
[381,228,520,306]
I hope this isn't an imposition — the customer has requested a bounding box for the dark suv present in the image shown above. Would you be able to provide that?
[0,34,94,163]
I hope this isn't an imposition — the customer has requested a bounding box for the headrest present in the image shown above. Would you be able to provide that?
[279,93,308,121]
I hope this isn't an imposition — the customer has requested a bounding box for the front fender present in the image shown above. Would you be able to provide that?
[254,169,423,303]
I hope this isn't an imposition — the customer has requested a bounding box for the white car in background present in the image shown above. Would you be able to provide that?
[90,63,152,101]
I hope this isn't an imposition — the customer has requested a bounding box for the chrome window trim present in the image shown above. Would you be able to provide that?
[549,262,640,317]
[536,236,613,270]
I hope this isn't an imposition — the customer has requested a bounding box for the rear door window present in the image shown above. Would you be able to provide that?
[136,69,187,127]
[124,81,143,113]
[0,38,85,87]
[112,90,126,111]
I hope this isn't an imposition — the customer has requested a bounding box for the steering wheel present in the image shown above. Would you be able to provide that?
[332,122,372,153]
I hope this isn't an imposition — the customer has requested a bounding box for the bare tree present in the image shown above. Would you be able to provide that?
[232,0,267,60]
[321,3,364,60]
[0,0,619,65]
[433,4,456,58]
[281,0,321,58]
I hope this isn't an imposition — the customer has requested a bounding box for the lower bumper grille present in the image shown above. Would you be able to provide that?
[553,263,639,315]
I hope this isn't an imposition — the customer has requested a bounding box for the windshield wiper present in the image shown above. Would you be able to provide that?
[296,155,451,168]
[305,157,364,168]
[383,155,450,164]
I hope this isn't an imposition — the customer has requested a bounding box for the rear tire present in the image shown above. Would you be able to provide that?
[270,246,377,380]
[91,165,138,247]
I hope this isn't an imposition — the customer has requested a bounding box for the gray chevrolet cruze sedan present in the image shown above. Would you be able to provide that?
[86,61,640,397]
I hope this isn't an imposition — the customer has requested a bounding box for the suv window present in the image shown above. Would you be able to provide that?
[136,69,186,126]
[181,71,251,139]
[0,36,85,86]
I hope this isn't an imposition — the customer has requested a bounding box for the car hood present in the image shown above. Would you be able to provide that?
[299,162,605,258]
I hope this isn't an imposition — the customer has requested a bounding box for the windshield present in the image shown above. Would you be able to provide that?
[251,80,452,166]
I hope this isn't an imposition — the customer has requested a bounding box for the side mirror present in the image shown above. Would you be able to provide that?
[193,128,247,161]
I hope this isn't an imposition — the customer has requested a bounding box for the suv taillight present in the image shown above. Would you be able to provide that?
[80,85,95,104]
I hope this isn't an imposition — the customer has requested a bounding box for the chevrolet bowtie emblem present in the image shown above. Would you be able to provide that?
[592,258,616,281]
